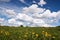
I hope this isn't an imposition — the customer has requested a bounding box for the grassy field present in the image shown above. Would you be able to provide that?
[0,26,60,40]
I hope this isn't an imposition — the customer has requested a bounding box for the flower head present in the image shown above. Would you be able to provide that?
[35,34,39,37]
[32,32,35,35]
[24,34,27,37]
[42,31,45,34]
[45,32,49,37]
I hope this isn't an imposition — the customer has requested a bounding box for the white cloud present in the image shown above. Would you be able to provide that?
[21,4,60,27]
[32,19,46,26]
[33,9,57,19]
[5,9,16,15]
[38,0,46,6]
[0,18,4,23]
[16,13,33,22]
[0,4,60,27]
[3,9,16,18]
[33,19,45,24]
[22,4,45,14]
[8,18,24,26]
[19,0,25,3]
[17,22,23,26]
[42,24,52,27]
[0,0,10,2]
[8,18,16,24]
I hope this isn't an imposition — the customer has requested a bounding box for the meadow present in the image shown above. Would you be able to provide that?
[0,26,60,40]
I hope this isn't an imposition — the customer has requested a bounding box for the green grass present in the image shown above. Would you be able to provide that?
[0,26,60,40]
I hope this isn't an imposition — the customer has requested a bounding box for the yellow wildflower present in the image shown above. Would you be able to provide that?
[32,32,35,35]
[45,32,49,37]
[52,36,55,38]
[24,34,27,37]
[19,36,21,38]
[42,31,45,34]
[0,30,3,33]
[5,31,10,36]
[35,34,39,37]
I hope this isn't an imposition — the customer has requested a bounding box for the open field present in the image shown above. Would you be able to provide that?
[0,26,60,40]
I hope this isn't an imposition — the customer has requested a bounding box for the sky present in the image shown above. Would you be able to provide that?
[0,0,60,27]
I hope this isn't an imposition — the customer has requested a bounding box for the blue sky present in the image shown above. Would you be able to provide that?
[0,0,60,27]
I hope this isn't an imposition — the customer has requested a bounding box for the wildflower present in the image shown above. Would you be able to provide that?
[45,32,49,37]
[24,34,27,37]
[35,34,39,37]
[42,31,45,34]
[51,36,55,40]
[52,36,55,38]
[32,32,35,35]
[0,30,3,33]
[5,31,10,36]
[19,36,21,38]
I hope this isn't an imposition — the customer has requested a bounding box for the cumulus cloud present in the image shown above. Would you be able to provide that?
[38,0,46,6]
[16,13,33,22]
[8,18,16,24]
[0,0,10,2]
[8,18,24,26]
[3,9,16,18]
[0,4,60,27]
[0,18,4,23]
[5,9,16,15]
[22,4,45,14]
[21,4,60,27]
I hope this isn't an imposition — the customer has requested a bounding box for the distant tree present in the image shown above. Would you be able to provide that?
[56,26,60,27]
[20,25,23,27]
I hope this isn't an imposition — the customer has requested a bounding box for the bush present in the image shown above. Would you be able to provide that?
[20,25,24,27]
